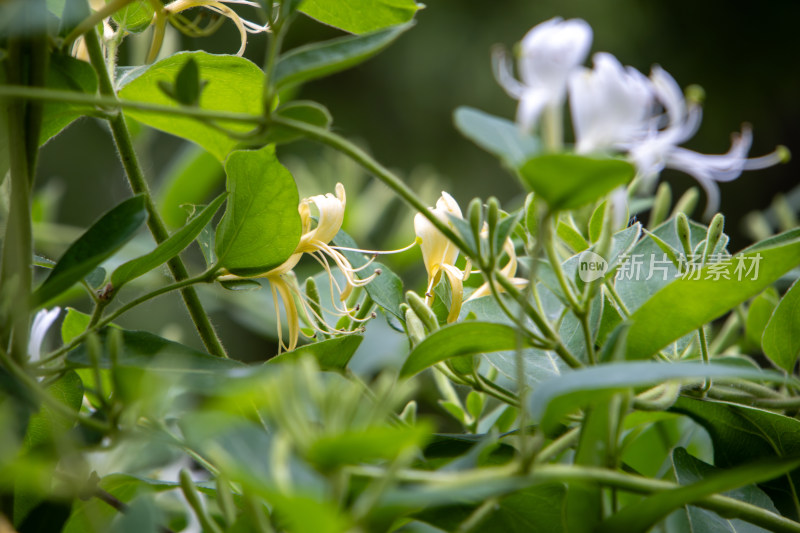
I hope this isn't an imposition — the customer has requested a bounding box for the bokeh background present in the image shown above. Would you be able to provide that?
[35,0,800,361]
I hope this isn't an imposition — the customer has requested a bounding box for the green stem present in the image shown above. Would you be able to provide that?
[83,28,228,358]
[62,0,136,49]
[535,426,580,463]
[349,464,800,533]
[579,310,597,365]
[543,216,580,311]
[0,86,266,124]
[268,116,474,258]
[699,326,711,393]
[39,269,219,365]
[494,274,583,369]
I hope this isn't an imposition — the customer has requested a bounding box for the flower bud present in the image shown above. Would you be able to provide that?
[649,182,672,229]
[676,212,693,258]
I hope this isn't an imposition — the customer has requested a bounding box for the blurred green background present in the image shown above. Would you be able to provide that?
[34,0,800,359]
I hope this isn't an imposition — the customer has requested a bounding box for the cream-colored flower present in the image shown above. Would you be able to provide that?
[149,0,269,62]
[221,183,379,353]
[414,192,468,323]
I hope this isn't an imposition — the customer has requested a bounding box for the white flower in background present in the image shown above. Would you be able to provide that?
[494,17,592,132]
[28,307,61,363]
[624,66,785,218]
[414,192,467,323]
[569,52,654,154]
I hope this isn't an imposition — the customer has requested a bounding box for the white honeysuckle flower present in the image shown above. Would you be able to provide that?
[220,183,380,353]
[569,52,654,154]
[625,66,785,218]
[28,307,61,363]
[414,192,467,323]
[494,17,592,133]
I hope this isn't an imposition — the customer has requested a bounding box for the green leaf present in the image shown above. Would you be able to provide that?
[111,193,226,290]
[61,307,90,344]
[557,219,589,253]
[264,100,332,144]
[67,327,241,373]
[169,56,206,106]
[598,447,798,533]
[275,24,412,89]
[41,53,99,144]
[453,106,541,167]
[110,0,155,33]
[745,287,779,349]
[332,230,405,320]
[306,423,430,470]
[625,230,800,359]
[671,397,800,520]
[671,447,781,533]
[32,195,147,307]
[24,371,83,449]
[400,322,533,378]
[588,201,607,243]
[215,146,302,276]
[529,362,787,435]
[299,0,420,34]
[762,279,800,373]
[119,51,263,161]
[268,334,363,371]
[416,484,567,533]
[157,145,224,228]
[517,154,635,211]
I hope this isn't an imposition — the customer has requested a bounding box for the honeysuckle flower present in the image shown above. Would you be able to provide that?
[149,0,269,62]
[414,192,469,323]
[569,52,654,154]
[220,184,381,353]
[494,17,592,133]
[624,66,785,218]
[28,307,61,363]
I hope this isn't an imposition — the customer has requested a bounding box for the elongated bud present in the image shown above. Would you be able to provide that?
[649,182,672,229]
[524,193,539,238]
[676,212,693,258]
[406,291,438,332]
[399,400,417,425]
[405,308,427,346]
[180,469,223,533]
[216,476,236,527]
[467,197,482,239]
[672,187,699,217]
[703,213,725,262]
[487,197,500,233]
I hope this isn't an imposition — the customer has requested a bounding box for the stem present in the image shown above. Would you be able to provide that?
[699,326,711,393]
[543,216,580,311]
[62,0,136,49]
[0,86,266,124]
[83,28,228,358]
[535,426,580,463]
[542,104,563,152]
[41,270,219,365]
[579,310,597,365]
[268,116,475,259]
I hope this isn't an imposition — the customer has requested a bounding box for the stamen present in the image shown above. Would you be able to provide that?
[329,237,420,255]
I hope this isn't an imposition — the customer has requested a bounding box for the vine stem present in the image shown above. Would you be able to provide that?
[348,464,800,533]
[0,86,267,124]
[38,268,219,365]
[82,27,228,358]
[268,116,475,259]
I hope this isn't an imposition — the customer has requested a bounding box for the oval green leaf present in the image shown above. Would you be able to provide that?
[111,193,226,290]
[299,0,420,34]
[400,322,533,378]
[625,230,800,359]
[119,51,263,161]
[275,24,412,89]
[453,106,541,167]
[32,195,147,307]
[215,146,302,276]
[762,279,800,373]
[517,154,635,211]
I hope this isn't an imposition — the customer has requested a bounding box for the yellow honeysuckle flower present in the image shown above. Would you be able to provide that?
[414,192,469,323]
[149,0,269,62]
[221,183,379,353]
